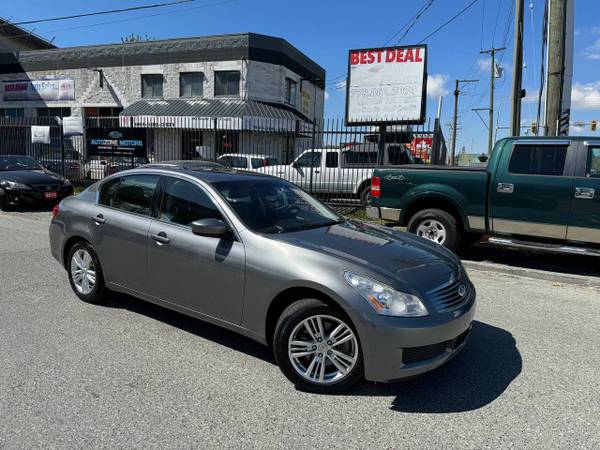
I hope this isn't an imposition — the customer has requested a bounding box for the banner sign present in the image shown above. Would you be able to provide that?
[345,45,427,125]
[62,116,84,137]
[31,126,51,144]
[87,128,147,157]
[2,78,75,102]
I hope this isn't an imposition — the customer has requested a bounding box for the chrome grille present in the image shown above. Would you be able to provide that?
[426,272,473,313]
[32,184,60,192]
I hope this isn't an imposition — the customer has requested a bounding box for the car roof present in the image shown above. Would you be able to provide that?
[218,153,276,158]
[120,165,277,184]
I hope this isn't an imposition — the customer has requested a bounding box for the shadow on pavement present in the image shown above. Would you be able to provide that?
[99,296,520,410]
[348,321,522,413]
[459,242,600,278]
[102,292,276,365]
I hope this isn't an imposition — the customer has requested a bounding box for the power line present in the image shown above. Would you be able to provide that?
[418,0,481,43]
[8,0,196,26]
[383,0,433,47]
[0,0,239,43]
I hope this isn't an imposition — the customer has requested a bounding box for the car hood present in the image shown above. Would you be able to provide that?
[0,170,65,185]
[268,220,459,292]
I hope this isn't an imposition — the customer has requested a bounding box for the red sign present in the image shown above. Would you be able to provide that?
[350,47,425,65]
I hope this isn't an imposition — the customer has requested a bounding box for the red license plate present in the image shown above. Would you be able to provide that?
[44,192,58,199]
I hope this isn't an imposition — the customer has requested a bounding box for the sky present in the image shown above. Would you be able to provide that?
[4,0,600,154]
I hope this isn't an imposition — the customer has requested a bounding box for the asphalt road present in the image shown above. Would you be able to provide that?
[1,210,599,449]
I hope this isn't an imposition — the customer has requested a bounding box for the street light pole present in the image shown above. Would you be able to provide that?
[451,79,478,165]
[480,47,506,154]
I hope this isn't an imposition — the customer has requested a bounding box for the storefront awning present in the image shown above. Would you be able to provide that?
[119,99,311,132]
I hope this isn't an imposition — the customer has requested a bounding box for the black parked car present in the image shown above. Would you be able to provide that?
[0,155,74,210]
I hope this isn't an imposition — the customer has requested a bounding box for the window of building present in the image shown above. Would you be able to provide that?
[37,107,71,118]
[141,74,163,98]
[159,177,222,227]
[180,72,203,97]
[214,71,240,97]
[509,145,567,176]
[0,108,24,118]
[285,78,297,106]
[588,147,600,178]
[102,174,159,215]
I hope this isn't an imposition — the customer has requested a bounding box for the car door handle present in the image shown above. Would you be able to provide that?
[150,232,171,244]
[575,187,595,199]
[92,214,106,224]
[314,170,320,174]
[497,182,514,194]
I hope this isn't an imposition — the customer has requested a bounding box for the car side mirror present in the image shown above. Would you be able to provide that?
[291,161,298,168]
[191,218,228,238]
[101,160,107,165]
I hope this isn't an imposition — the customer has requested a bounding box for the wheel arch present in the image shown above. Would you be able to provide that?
[62,235,91,269]
[265,286,350,347]
[401,194,467,231]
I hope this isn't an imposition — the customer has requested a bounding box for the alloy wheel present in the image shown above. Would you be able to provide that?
[70,249,96,295]
[416,219,447,245]
[288,314,358,385]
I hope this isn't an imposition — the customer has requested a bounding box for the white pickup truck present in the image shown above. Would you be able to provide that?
[256,144,413,201]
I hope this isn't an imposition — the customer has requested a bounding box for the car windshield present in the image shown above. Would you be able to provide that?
[0,156,41,171]
[213,179,344,234]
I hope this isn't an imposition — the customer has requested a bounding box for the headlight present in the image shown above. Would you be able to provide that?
[344,271,428,317]
[0,180,31,190]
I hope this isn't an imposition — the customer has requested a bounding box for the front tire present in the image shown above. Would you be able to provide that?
[67,241,110,304]
[407,208,461,251]
[273,299,364,393]
[0,188,7,211]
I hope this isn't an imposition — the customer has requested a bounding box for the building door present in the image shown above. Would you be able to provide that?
[216,131,239,157]
[182,130,203,160]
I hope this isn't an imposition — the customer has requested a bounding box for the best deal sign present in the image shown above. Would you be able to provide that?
[345,45,427,125]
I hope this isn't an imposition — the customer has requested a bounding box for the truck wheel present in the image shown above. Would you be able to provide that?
[407,208,461,251]
[0,188,7,211]
[359,184,371,204]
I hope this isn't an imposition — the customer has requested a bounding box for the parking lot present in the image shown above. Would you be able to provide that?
[1,210,599,449]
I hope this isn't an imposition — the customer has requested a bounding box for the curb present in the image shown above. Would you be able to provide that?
[462,260,600,289]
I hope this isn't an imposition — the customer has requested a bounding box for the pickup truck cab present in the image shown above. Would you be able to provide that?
[258,144,413,201]
[367,137,600,254]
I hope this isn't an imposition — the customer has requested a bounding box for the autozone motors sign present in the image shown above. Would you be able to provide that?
[345,45,427,125]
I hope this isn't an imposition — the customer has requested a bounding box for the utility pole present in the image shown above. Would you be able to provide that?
[510,0,524,136]
[544,0,569,136]
[480,47,506,154]
[451,79,478,165]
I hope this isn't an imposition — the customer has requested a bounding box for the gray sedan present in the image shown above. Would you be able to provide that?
[49,167,475,393]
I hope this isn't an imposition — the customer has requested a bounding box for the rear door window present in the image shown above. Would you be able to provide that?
[587,147,600,177]
[325,152,338,168]
[99,177,121,207]
[159,177,222,227]
[111,174,159,215]
[342,150,378,166]
[508,145,568,176]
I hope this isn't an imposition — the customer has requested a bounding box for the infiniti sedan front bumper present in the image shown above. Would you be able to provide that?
[356,293,476,383]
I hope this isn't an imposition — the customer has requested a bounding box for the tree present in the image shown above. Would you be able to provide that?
[121,33,154,44]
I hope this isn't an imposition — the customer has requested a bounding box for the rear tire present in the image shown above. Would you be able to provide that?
[0,188,7,211]
[67,241,110,304]
[407,208,461,251]
[273,299,364,393]
[359,184,371,204]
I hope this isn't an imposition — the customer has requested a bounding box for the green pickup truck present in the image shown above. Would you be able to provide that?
[366,136,600,254]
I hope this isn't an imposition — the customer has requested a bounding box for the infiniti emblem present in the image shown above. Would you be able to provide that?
[457,284,467,297]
